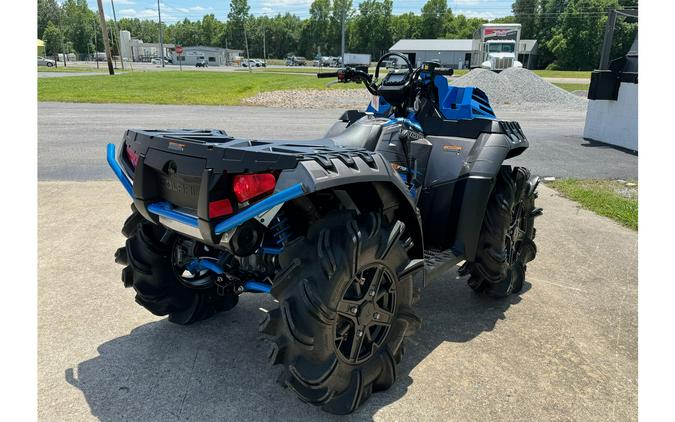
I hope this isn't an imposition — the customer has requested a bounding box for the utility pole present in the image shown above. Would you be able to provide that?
[157,0,165,68]
[340,12,346,67]
[110,27,118,68]
[93,22,99,69]
[599,9,617,70]
[58,7,67,67]
[110,0,124,70]
[263,23,266,64]
[244,22,251,73]
[96,0,115,75]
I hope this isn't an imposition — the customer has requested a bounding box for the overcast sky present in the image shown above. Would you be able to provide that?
[85,0,513,22]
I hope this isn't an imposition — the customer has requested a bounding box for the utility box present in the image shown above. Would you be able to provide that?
[584,35,638,152]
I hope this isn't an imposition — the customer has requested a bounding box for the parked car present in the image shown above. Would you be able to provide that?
[151,58,170,65]
[38,56,56,67]
[286,56,306,66]
[195,60,208,68]
[252,59,266,67]
[241,59,259,67]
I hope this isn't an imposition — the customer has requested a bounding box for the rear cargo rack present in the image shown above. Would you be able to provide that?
[107,143,305,238]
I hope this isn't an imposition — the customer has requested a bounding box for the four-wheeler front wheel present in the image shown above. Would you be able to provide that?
[462,166,540,297]
[259,211,420,414]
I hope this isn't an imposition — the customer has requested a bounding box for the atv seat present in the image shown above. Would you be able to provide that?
[305,118,383,151]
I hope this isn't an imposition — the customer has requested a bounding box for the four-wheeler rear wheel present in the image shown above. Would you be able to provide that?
[462,166,540,297]
[114,206,238,325]
[259,211,420,414]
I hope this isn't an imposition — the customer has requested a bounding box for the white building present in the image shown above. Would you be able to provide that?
[119,33,175,62]
[172,46,242,66]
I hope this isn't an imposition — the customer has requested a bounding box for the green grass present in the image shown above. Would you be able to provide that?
[552,83,589,92]
[547,179,638,230]
[38,71,359,105]
[532,70,591,79]
[38,65,106,73]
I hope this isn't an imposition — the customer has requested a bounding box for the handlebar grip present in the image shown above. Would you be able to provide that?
[317,72,338,78]
[436,68,454,76]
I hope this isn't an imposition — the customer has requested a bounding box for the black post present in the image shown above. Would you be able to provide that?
[599,9,617,70]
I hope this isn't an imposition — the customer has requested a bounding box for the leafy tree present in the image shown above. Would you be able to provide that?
[263,13,302,58]
[38,0,61,39]
[391,12,421,41]
[227,0,250,50]
[307,0,332,56]
[419,0,452,39]
[446,15,486,39]
[118,18,160,43]
[42,21,63,56]
[201,14,225,46]
[62,0,96,55]
[331,0,353,56]
[491,16,518,24]
[546,0,620,70]
[350,0,393,58]
[512,0,539,39]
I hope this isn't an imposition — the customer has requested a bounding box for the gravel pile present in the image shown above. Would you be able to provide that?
[451,68,523,105]
[501,67,587,108]
[242,68,587,111]
[452,67,587,110]
[242,89,370,109]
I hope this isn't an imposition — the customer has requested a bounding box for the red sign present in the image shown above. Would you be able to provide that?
[175,46,183,55]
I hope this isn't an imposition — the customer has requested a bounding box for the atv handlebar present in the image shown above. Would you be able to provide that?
[434,67,454,76]
[317,67,378,95]
[317,72,338,78]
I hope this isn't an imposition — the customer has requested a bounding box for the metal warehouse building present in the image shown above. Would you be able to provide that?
[390,39,538,69]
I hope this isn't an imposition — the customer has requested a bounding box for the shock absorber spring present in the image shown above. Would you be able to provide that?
[269,211,293,249]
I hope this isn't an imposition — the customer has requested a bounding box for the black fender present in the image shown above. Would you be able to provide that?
[453,125,530,261]
[276,153,424,260]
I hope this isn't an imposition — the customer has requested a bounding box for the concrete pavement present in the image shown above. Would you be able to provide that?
[38,181,637,421]
[38,102,637,181]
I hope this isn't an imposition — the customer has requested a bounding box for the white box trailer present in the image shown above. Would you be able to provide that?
[343,53,371,66]
[471,24,523,71]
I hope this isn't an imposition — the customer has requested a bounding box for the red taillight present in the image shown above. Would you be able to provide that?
[125,143,139,169]
[232,173,276,203]
[209,198,233,218]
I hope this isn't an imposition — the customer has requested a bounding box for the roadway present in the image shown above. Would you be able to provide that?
[38,102,637,182]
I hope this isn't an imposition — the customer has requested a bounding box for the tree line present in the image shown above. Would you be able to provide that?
[38,0,637,70]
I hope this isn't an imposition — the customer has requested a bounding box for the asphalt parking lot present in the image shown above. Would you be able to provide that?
[38,181,637,421]
[38,102,637,181]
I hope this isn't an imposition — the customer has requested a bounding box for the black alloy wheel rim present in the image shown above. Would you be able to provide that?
[334,265,397,364]
[171,240,217,288]
[505,202,526,266]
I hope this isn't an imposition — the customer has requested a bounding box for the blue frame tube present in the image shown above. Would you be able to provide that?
[106,143,134,198]
[106,144,305,244]
[147,202,200,228]
[213,183,305,235]
[243,280,272,293]
[187,260,272,293]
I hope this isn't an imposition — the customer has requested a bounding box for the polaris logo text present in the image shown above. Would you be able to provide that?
[168,141,186,152]
[163,179,199,197]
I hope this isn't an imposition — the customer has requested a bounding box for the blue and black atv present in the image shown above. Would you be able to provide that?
[108,53,541,414]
